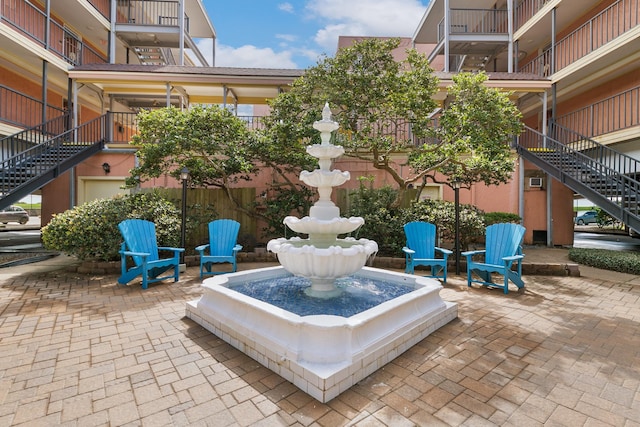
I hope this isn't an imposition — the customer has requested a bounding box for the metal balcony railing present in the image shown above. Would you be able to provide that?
[437,8,509,42]
[514,0,547,30]
[518,0,640,75]
[556,85,640,138]
[0,85,66,130]
[116,0,189,31]
[0,0,108,65]
[87,0,109,20]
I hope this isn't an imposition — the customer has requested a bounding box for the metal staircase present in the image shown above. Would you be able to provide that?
[517,122,640,233]
[0,114,108,209]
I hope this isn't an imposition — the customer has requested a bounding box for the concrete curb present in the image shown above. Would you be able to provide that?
[70,253,580,277]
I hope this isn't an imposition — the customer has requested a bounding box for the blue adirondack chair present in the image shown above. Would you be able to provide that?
[117,219,184,289]
[462,223,526,294]
[403,221,453,283]
[196,219,243,279]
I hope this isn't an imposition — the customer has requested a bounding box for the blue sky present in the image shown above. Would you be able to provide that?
[198,0,430,69]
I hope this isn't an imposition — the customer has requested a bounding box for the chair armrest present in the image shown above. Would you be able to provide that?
[195,244,209,253]
[435,247,453,255]
[158,246,185,253]
[402,247,415,255]
[120,250,150,258]
[461,250,485,259]
[233,244,243,253]
[503,254,524,262]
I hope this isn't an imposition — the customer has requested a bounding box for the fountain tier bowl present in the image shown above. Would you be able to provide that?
[185,266,458,402]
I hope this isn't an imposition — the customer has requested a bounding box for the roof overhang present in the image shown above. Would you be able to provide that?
[69,64,305,105]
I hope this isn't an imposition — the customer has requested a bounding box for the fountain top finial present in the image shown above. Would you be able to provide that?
[322,102,332,121]
[313,103,339,140]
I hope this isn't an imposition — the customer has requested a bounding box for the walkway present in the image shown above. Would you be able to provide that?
[0,253,638,426]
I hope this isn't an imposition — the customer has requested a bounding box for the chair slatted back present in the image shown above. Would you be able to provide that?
[404,221,437,259]
[208,219,240,256]
[485,223,525,265]
[118,219,160,265]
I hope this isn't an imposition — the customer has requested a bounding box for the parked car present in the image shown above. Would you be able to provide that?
[0,205,29,225]
[574,210,598,225]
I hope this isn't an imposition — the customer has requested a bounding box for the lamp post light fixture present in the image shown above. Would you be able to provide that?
[452,179,461,275]
[180,167,189,265]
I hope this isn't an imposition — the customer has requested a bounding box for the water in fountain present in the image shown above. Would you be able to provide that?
[186,103,457,403]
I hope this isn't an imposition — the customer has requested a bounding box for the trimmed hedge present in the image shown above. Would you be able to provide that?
[568,248,640,275]
[42,192,181,261]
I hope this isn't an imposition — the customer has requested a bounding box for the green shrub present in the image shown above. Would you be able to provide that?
[345,184,486,256]
[400,199,486,251]
[483,211,521,226]
[344,184,404,256]
[42,191,181,261]
[568,248,640,275]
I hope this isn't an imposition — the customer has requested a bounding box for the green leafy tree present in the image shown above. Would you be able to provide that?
[125,105,257,214]
[415,72,523,191]
[127,105,316,237]
[266,38,523,205]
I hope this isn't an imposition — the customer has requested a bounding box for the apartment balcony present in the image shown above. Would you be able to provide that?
[0,0,108,66]
[517,0,639,79]
[556,84,640,146]
[113,0,214,66]
[413,1,511,72]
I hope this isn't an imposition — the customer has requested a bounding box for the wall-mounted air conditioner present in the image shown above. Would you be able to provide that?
[529,177,543,188]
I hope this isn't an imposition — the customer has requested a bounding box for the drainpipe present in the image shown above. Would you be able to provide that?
[69,168,76,209]
[519,157,524,223]
[541,90,553,247]
[44,0,50,49]
[42,61,48,124]
[507,0,513,73]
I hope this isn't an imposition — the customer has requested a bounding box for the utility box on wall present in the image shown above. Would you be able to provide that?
[529,177,544,188]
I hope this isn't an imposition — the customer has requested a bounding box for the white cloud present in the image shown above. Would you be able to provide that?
[276,34,298,42]
[278,2,294,13]
[217,43,298,69]
[306,0,427,52]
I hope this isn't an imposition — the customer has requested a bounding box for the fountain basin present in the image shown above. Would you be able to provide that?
[284,216,364,235]
[267,237,378,291]
[185,266,458,402]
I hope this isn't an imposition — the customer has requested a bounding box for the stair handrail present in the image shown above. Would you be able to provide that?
[0,113,72,162]
[547,121,640,177]
[0,115,107,196]
[518,125,640,227]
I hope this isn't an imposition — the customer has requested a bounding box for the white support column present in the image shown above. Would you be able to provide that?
[109,0,116,63]
[178,0,185,65]
[444,0,450,72]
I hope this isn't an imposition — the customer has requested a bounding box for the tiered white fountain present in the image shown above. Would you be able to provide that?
[186,104,458,403]
[267,103,378,298]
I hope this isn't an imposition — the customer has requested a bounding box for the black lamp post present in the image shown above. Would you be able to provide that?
[180,167,189,264]
[452,179,461,275]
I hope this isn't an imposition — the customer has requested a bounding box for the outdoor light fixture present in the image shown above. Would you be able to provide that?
[180,167,190,264]
[452,179,461,275]
[102,162,111,174]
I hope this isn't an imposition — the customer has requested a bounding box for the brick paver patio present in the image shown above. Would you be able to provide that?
[0,257,639,426]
